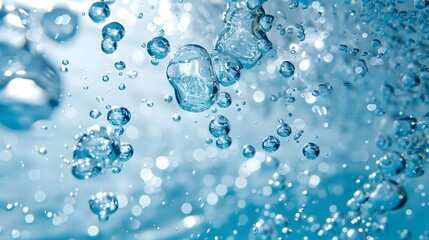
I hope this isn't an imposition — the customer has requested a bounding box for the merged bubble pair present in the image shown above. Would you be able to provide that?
[209,115,233,149]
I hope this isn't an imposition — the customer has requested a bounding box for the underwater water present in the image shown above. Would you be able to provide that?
[0,0,428,239]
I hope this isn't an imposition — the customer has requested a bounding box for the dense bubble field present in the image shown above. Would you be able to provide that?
[1,0,429,239]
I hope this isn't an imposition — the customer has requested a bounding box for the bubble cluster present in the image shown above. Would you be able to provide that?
[71,124,134,178]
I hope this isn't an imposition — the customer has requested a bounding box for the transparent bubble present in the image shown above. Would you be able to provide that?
[262,135,280,153]
[216,135,232,149]
[216,4,272,69]
[376,152,405,176]
[89,192,118,221]
[167,44,219,112]
[101,37,117,54]
[73,125,120,169]
[302,142,320,160]
[41,7,79,42]
[242,145,256,158]
[107,106,131,126]
[217,92,232,108]
[147,36,170,59]
[276,123,292,137]
[114,61,126,71]
[102,22,125,42]
[88,2,110,23]
[102,75,110,82]
[209,115,231,138]
[118,142,134,162]
[368,180,407,213]
[279,61,295,78]
[89,109,102,119]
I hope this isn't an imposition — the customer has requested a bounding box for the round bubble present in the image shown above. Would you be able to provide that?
[279,61,295,78]
[262,135,280,153]
[118,143,134,162]
[41,7,79,42]
[101,37,117,54]
[89,192,118,221]
[88,2,111,23]
[115,61,126,70]
[216,135,232,149]
[102,22,125,42]
[277,123,292,137]
[89,109,102,119]
[147,36,171,59]
[302,142,320,160]
[107,106,131,126]
[209,115,231,138]
[242,145,256,158]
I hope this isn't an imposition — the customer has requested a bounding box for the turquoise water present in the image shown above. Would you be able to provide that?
[0,0,428,239]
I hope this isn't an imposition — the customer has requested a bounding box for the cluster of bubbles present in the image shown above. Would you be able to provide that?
[166,0,274,113]
[71,106,133,181]
[88,1,125,54]
[73,106,132,220]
